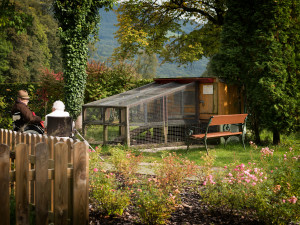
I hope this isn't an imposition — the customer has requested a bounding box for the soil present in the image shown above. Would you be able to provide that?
[89,185,264,225]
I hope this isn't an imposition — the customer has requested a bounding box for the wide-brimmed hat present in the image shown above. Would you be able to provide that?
[18,90,30,100]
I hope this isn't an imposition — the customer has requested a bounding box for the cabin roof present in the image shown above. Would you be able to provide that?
[83,81,195,108]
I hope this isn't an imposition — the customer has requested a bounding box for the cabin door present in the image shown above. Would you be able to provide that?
[199,83,217,120]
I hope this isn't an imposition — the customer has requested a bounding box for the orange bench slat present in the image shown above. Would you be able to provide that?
[191,131,242,139]
[209,114,248,126]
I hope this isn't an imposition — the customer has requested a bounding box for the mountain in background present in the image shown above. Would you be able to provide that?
[90,8,209,78]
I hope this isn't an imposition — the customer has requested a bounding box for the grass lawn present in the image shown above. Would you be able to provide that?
[91,130,300,168]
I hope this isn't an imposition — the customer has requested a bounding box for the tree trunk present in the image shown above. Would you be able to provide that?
[254,125,261,145]
[273,129,280,145]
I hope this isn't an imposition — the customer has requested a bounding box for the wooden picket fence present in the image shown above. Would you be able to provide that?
[0,128,89,225]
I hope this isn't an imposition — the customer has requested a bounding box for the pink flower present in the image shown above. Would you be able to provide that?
[203,181,207,186]
[271,170,273,173]
[282,199,286,203]
[228,173,233,177]
[137,189,142,192]
[252,182,256,186]
[288,196,298,204]
[93,168,98,172]
[224,166,227,169]
[289,147,293,151]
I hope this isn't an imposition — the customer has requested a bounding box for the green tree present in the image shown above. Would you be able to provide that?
[53,0,115,118]
[0,0,63,83]
[85,60,142,103]
[136,52,158,79]
[211,0,300,144]
[113,0,226,64]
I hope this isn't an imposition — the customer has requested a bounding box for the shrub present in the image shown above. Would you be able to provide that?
[135,185,176,225]
[199,144,300,224]
[89,146,130,216]
[109,146,143,185]
[154,152,198,190]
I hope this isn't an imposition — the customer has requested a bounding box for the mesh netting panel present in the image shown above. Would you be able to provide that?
[84,124,124,144]
[84,108,103,122]
[167,84,196,120]
[104,108,121,124]
[129,97,164,124]
[84,125,103,143]
[83,82,201,146]
[128,84,198,145]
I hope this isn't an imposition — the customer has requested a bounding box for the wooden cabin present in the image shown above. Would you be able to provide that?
[155,77,245,120]
[82,77,244,146]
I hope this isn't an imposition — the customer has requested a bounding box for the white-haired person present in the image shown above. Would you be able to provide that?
[44,100,70,128]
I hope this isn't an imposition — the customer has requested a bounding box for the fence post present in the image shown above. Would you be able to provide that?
[16,143,29,225]
[0,128,3,143]
[0,144,10,225]
[35,142,49,225]
[54,142,68,225]
[73,142,89,225]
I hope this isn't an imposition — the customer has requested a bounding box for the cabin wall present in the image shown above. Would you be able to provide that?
[198,79,244,120]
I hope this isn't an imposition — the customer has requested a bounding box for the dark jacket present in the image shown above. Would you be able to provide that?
[11,100,42,130]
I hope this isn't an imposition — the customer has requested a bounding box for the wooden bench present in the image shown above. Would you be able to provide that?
[187,114,248,154]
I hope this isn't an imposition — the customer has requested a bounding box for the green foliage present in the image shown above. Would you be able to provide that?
[0,96,12,129]
[0,0,63,83]
[154,152,197,190]
[114,0,226,65]
[89,147,130,216]
[85,60,150,103]
[37,68,65,116]
[136,52,158,79]
[199,145,300,224]
[109,146,143,183]
[135,186,176,225]
[53,0,115,118]
[0,34,12,82]
[211,0,300,144]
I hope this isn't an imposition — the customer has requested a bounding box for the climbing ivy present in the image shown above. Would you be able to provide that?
[53,0,114,119]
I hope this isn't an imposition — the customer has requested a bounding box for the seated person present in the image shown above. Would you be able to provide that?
[44,100,70,128]
[11,90,44,134]
[45,101,73,138]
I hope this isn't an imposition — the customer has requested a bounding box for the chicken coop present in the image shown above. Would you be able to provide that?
[82,77,245,146]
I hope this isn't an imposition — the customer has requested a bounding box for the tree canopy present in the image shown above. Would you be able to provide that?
[113,0,226,64]
[211,0,300,144]
[0,0,63,83]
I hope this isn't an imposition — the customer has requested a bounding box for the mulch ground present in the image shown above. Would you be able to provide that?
[89,185,264,225]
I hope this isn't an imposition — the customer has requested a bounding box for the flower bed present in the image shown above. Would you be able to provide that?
[88,144,299,224]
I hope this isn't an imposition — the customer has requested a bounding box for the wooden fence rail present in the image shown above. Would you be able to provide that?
[0,128,89,225]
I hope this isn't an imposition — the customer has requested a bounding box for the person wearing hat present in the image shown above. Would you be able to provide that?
[11,90,43,133]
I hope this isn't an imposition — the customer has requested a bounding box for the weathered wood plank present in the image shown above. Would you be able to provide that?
[73,142,89,225]
[3,129,7,145]
[0,128,3,144]
[16,143,29,225]
[54,142,68,225]
[0,144,10,225]
[35,142,49,225]
[7,130,13,149]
